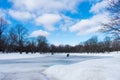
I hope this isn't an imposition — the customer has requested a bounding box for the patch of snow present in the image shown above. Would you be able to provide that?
[0,71,48,80]
[0,53,45,60]
[44,54,120,80]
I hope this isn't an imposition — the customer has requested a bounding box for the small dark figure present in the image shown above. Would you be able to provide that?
[51,52,54,55]
[20,52,22,54]
[66,54,69,57]
[25,52,28,54]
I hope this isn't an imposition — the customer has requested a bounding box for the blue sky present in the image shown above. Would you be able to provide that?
[0,0,110,45]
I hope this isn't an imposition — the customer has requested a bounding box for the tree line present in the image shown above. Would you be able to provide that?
[0,17,120,54]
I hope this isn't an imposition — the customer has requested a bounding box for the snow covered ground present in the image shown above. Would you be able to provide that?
[0,52,120,80]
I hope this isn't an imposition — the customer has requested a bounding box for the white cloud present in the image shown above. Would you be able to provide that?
[7,0,83,31]
[8,9,35,21]
[29,30,50,37]
[77,26,102,35]
[90,0,108,13]
[69,0,111,36]
[9,0,82,13]
[0,9,6,17]
[70,13,110,35]
[59,15,76,31]
[0,9,12,24]
[6,0,111,35]
[35,13,62,31]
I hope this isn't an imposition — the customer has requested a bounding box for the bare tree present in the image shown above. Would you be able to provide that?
[0,17,8,39]
[25,40,36,53]
[9,24,27,53]
[102,0,120,37]
[0,17,8,52]
[8,27,18,52]
[37,36,49,53]
[112,39,120,51]
[84,36,98,53]
[103,36,111,52]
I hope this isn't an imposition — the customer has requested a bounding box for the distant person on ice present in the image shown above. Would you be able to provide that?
[66,54,69,57]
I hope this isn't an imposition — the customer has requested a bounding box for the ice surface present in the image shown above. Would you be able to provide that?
[0,52,120,80]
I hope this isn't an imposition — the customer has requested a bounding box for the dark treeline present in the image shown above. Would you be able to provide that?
[0,17,120,54]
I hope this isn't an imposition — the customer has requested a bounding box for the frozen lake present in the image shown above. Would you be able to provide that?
[0,52,119,80]
[0,53,110,67]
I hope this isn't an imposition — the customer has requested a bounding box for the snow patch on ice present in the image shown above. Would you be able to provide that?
[44,55,120,80]
[0,71,48,80]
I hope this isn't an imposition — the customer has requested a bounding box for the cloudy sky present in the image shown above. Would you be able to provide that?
[0,0,110,45]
